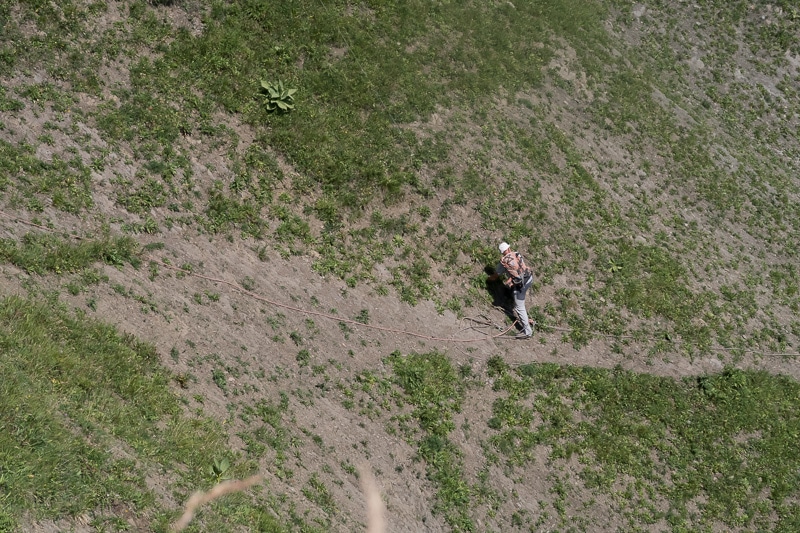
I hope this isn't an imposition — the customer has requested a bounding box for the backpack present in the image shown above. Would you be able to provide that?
[506,251,532,288]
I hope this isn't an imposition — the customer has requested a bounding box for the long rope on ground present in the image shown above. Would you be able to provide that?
[0,210,81,237]
[1,210,798,356]
[150,259,519,343]
[148,259,800,356]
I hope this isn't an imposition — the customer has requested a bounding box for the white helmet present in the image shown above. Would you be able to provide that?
[498,242,510,253]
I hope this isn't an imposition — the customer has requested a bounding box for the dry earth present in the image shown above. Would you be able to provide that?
[2,1,800,531]
[2,204,797,532]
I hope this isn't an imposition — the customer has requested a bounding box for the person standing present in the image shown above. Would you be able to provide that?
[489,242,534,339]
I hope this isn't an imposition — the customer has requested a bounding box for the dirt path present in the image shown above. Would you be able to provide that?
[4,219,799,533]
[76,235,799,379]
[2,214,797,386]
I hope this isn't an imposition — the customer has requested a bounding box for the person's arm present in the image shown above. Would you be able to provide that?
[502,257,522,287]
[489,262,509,284]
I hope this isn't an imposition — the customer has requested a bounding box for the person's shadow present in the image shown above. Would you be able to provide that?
[483,265,523,331]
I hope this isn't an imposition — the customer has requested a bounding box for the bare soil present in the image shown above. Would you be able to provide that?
[2,1,799,531]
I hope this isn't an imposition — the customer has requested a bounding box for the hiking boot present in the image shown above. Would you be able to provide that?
[515,332,531,340]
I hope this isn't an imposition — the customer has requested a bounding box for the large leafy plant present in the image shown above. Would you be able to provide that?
[258,80,297,113]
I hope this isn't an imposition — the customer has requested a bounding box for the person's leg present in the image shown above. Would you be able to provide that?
[513,280,532,337]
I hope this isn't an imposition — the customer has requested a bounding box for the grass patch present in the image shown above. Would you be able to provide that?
[0,295,230,526]
[5,0,796,356]
[0,294,328,531]
[0,139,93,213]
[487,359,800,530]
[390,350,472,531]
[0,232,140,274]
[3,0,800,528]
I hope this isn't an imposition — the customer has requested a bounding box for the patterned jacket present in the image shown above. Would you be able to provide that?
[499,250,533,288]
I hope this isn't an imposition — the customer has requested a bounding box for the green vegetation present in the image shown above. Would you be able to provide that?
[0,295,336,532]
[0,233,140,274]
[0,295,230,529]
[486,358,800,531]
[390,350,472,530]
[3,0,798,356]
[1,0,799,530]
[258,80,297,113]
[0,139,93,213]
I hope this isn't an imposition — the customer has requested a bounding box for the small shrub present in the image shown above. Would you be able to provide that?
[296,349,310,367]
[355,309,370,324]
[258,80,296,113]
